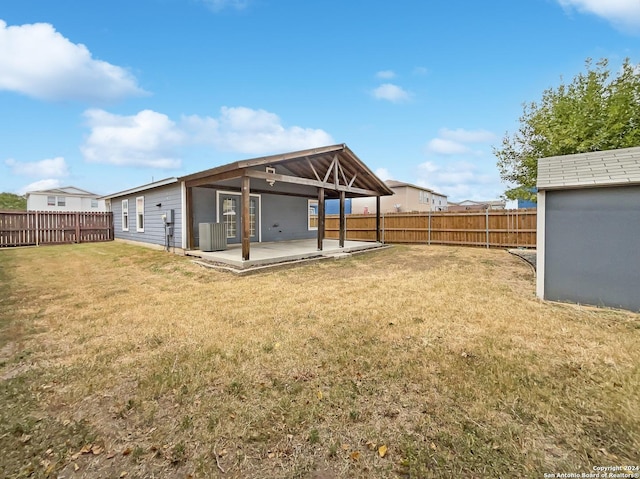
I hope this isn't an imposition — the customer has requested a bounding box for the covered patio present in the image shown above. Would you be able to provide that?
[185,238,387,269]
[181,144,394,264]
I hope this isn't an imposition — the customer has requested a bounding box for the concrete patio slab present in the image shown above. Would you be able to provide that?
[185,239,386,269]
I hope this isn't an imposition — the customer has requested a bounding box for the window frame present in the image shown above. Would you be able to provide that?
[136,196,145,232]
[122,199,129,231]
[47,196,55,206]
[57,196,66,207]
[91,198,99,208]
[308,199,319,231]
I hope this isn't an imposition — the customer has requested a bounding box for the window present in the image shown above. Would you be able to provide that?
[222,197,237,238]
[122,200,129,231]
[47,196,55,206]
[91,199,99,208]
[249,199,256,237]
[308,199,318,230]
[136,196,144,232]
[57,196,66,206]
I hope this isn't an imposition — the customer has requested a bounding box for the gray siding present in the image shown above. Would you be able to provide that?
[111,184,183,248]
[261,194,316,242]
[192,187,217,248]
[545,186,640,312]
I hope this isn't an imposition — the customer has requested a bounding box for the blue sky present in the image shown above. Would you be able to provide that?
[1,0,639,201]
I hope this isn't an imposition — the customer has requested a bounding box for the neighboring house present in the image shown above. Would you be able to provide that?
[351,180,447,214]
[102,144,393,260]
[26,186,107,212]
[537,146,640,312]
[448,199,506,211]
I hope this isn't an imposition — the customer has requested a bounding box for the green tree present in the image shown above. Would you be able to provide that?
[0,192,27,210]
[496,58,640,201]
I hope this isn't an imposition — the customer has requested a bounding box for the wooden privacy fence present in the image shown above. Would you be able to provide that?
[323,209,536,248]
[0,211,114,247]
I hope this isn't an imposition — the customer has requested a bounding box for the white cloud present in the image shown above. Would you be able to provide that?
[374,167,392,181]
[182,106,334,154]
[426,138,471,155]
[439,128,497,143]
[200,0,248,12]
[19,178,62,195]
[376,70,396,79]
[0,20,146,102]
[426,127,497,155]
[81,109,184,169]
[420,127,502,201]
[557,0,640,32]
[5,157,69,177]
[371,83,411,103]
[417,160,497,201]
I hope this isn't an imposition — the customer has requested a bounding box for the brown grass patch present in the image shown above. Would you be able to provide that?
[0,242,638,478]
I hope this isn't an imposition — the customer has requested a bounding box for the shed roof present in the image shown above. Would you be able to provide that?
[537,146,640,190]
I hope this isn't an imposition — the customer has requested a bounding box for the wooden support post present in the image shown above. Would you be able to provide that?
[242,176,251,261]
[339,191,345,248]
[185,186,194,249]
[376,196,381,243]
[317,187,325,251]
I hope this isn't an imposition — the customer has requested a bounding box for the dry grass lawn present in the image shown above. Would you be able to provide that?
[0,242,638,478]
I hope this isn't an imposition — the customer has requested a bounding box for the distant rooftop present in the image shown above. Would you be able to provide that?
[384,180,447,197]
[26,186,98,196]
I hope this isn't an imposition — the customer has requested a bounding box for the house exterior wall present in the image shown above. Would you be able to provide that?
[543,185,640,312]
[190,189,316,245]
[27,194,106,212]
[192,187,218,247]
[261,194,316,242]
[110,184,183,248]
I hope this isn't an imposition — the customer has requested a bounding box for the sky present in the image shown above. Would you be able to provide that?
[1,0,640,202]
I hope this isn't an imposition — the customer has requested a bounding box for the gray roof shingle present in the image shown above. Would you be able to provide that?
[537,146,640,190]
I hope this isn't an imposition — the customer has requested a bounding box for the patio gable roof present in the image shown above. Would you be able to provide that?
[180,143,394,198]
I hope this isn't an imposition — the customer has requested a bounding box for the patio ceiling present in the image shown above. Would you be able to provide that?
[180,143,394,198]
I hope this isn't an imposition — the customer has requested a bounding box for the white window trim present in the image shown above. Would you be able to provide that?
[215,190,262,242]
[308,199,318,231]
[122,199,129,232]
[136,196,145,232]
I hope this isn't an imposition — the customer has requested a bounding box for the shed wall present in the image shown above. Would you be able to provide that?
[111,184,183,248]
[544,186,640,312]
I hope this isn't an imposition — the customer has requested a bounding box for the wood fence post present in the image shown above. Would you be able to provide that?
[75,212,81,243]
[485,208,489,248]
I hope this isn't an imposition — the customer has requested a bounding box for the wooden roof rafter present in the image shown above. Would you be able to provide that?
[180,144,394,197]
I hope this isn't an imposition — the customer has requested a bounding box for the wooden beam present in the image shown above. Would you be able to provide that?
[306,158,321,181]
[186,186,195,249]
[185,169,244,188]
[348,172,358,187]
[338,160,348,187]
[317,187,325,251]
[334,157,339,187]
[241,176,250,261]
[323,155,337,183]
[339,191,345,248]
[244,169,381,196]
[376,196,381,243]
